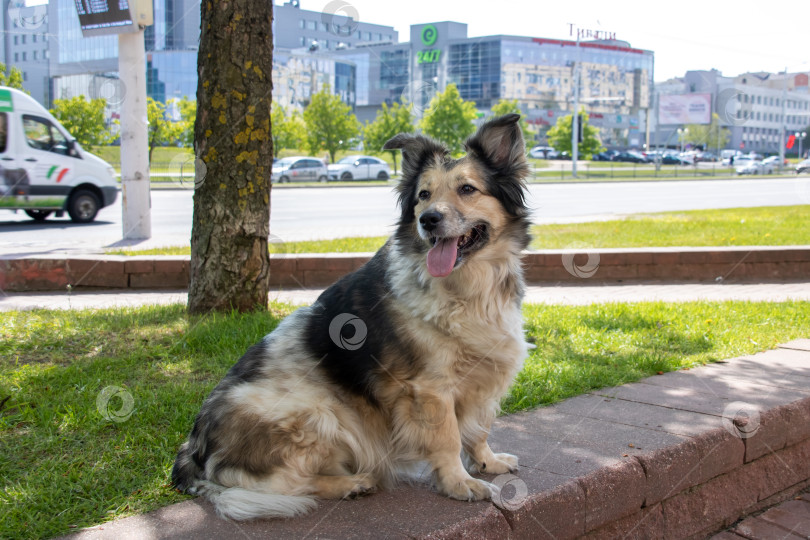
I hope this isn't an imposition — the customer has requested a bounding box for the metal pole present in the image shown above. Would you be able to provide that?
[119,30,151,240]
[571,32,581,178]
[778,68,787,173]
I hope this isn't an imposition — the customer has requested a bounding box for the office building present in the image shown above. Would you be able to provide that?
[654,69,810,154]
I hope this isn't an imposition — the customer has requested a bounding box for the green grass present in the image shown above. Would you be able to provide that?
[530,205,810,249]
[1,300,808,538]
[107,206,810,257]
[106,236,390,256]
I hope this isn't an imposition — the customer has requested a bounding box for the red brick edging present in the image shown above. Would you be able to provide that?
[2,247,809,292]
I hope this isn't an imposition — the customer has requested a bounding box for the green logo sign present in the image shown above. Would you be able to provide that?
[0,89,13,112]
[417,50,441,64]
[420,24,437,46]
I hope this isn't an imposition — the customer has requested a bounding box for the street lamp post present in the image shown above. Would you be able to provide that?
[677,127,688,154]
[797,131,807,161]
[571,32,581,179]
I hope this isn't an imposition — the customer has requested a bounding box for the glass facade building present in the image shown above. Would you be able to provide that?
[48,0,199,106]
[329,22,654,146]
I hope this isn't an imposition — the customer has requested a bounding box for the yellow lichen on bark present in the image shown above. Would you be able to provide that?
[234,129,250,144]
[235,151,259,164]
[211,92,227,109]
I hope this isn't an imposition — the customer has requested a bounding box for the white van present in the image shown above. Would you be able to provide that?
[0,86,117,222]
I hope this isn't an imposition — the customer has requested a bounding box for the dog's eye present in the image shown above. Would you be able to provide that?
[418,190,430,201]
[459,184,477,195]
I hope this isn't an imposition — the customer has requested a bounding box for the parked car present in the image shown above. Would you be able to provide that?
[735,158,768,175]
[327,155,391,181]
[696,151,719,162]
[529,146,559,159]
[760,156,783,173]
[796,158,810,174]
[612,151,646,163]
[661,153,689,165]
[271,156,328,183]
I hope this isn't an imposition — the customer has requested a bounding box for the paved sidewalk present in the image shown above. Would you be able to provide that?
[3,281,810,311]
[711,491,810,539]
[59,339,810,539]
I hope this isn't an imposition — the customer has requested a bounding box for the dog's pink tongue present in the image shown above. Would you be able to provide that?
[426,238,459,277]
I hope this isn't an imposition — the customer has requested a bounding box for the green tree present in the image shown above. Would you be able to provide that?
[303,86,360,163]
[363,101,414,174]
[683,113,730,153]
[0,63,25,90]
[491,99,534,145]
[147,97,184,163]
[546,110,604,158]
[50,96,115,152]
[271,101,307,158]
[419,83,477,155]
[171,97,196,148]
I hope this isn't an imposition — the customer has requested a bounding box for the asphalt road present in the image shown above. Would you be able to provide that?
[1,176,809,256]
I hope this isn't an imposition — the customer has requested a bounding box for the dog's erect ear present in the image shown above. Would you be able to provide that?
[383,133,448,221]
[383,133,447,173]
[465,113,527,174]
[465,114,529,217]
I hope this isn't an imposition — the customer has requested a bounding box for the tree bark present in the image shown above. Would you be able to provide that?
[188,0,273,313]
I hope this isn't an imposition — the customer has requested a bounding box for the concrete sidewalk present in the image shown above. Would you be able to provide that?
[59,339,810,539]
[3,281,810,312]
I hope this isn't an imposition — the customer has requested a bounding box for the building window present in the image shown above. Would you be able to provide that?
[14,53,18,62]
[13,36,18,45]
[33,34,37,43]
[299,19,305,29]
[22,52,26,61]
[21,35,26,45]
[33,51,38,61]
[307,20,317,30]
[23,72,27,81]
[44,50,49,59]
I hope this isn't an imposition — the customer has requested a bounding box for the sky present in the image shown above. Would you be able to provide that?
[304,0,809,81]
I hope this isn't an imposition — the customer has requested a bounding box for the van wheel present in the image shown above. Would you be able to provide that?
[318,175,328,183]
[25,210,53,221]
[278,176,289,184]
[377,171,389,180]
[68,190,100,223]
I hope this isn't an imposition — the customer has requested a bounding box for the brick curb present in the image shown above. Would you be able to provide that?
[3,246,810,292]
[61,339,810,539]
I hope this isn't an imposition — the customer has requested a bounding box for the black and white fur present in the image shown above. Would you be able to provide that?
[172,114,532,520]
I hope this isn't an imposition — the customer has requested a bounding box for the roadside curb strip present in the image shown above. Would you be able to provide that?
[60,339,810,539]
[2,246,810,292]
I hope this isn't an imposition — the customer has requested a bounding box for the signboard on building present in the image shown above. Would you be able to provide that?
[658,93,711,125]
[74,0,153,37]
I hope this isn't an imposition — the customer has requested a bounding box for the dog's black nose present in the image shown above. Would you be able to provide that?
[419,210,443,232]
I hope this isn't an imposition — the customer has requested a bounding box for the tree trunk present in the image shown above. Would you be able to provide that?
[188,0,273,314]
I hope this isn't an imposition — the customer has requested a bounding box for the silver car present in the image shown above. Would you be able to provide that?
[327,155,391,181]
[271,157,329,183]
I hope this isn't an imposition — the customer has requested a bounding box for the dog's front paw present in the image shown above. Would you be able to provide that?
[473,452,518,474]
[439,475,493,501]
[344,474,377,500]
[487,453,519,474]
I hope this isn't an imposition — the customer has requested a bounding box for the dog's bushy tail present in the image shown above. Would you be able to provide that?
[172,441,317,520]
[202,483,318,520]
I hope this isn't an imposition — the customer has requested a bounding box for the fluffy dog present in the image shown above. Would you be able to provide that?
[172,113,532,520]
